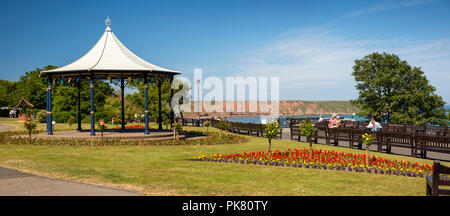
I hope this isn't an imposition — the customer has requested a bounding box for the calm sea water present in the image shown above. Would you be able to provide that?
[227,115,368,128]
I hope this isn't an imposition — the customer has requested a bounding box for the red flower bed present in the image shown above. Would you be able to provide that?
[191,148,434,178]
[111,125,155,129]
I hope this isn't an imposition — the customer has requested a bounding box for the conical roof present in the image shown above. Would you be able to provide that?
[41,25,180,76]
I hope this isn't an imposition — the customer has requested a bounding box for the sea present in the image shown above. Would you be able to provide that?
[227,114,368,128]
[228,104,449,128]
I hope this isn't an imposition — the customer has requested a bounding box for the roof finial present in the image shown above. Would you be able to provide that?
[105,16,111,27]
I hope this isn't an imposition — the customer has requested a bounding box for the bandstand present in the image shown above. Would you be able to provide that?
[40,17,181,136]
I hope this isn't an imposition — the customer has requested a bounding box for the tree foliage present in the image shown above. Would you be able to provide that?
[1,65,114,121]
[53,80,114,116]
[126,78,188,123]
[351,52,447,125]
[5,65,58,109]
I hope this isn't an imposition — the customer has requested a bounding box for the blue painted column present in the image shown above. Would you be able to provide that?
[157,77,162,130]
[90,72,95,136]
[144,73,149,134]
[170,76,174,128]
[121,78,125,130]
[46,78,50,134]
[47,78,53,135]
[77,80,82,131]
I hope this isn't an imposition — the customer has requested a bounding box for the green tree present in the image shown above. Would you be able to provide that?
[126,78,188,124]
[0,80,13,107]
[264,120,279,152]
[105,92,144,123]
[1,65,115,119]
[351,52,447,125]
[299,117,316,149]
[447,108,450,122]
[9,65,57,109]
[53,79,114,121]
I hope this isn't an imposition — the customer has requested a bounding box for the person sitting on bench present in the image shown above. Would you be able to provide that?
[366,118,382,132]
[328,115,338,128]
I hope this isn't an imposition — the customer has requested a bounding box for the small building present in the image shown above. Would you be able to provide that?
[14,97,35,120]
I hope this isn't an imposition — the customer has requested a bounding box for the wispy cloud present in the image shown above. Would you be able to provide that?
[235,28,450,101]
[345,0,437,18]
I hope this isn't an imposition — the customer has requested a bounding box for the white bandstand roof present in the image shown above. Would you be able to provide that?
[41,21,180,77]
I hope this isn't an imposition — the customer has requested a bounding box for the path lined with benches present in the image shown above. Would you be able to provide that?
[191,117,450,161]
[289,119,450,161]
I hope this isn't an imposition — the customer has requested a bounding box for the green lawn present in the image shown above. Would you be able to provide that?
[0,117,443,196]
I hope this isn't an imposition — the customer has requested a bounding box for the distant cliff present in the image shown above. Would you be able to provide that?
[185,100,359,117]
[279,100,359,115]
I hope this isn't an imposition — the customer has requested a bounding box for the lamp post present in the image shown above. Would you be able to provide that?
[196,79,201,126]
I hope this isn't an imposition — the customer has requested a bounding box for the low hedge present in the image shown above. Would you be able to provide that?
[0,109,10,117]
[81,112,113,123]
[0,130,249,146]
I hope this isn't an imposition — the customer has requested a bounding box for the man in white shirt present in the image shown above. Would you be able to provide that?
[318,115,324,123]
[366,118,382,132]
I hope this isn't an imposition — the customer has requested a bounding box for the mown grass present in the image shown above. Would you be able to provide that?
[0,117,445,196]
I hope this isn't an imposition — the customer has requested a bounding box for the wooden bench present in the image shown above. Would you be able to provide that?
[236,123,255,135]
[313,127,328,144]
[312,121,329,144]
[289,118,319,128]
[228,121,281,138]
[350,129,365,149]
[182,118,196,126]
[424,125,448,136]
[328,127,352,147]
[249,123,265,137]
[426,160,450,196]
[290,126,301,141]
[385,124,407,133]
[376,131,415,155]
[415,134,450,158]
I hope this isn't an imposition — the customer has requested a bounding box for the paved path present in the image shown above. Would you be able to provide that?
[0,167,140,196]
[13,129,179,141]
[0,124,15,132]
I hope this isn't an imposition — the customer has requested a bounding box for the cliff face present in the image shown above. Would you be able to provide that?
[186,100,359,117]
[280,100,359,115]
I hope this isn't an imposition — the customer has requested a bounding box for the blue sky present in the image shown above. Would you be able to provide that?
[0,0,449,102]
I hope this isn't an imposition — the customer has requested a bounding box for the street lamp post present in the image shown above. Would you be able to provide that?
[196,79,201,126]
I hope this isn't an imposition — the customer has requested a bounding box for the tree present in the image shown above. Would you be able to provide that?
[0,65,114,120]
[447,109,450,122]
[8,65,57,109]
[299,117,316,149]
[67,116,76,129]
[104,93,143,123]
[53,79,114,122]
[126,78,188,124]
[23,117,37,144]
[351,52,447,125]
[97,119,107,144]
[362,133,374,165]
[264,120,279,152]
[0,80,13,107]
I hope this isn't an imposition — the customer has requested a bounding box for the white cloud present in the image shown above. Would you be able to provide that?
[235,28,450,102]
[345,0,438,18]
